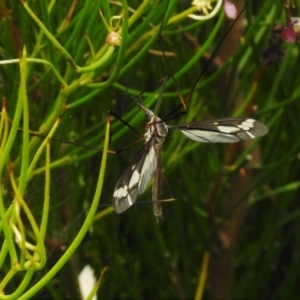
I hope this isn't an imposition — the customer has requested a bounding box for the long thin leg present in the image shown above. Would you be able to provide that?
[152,147,163,223]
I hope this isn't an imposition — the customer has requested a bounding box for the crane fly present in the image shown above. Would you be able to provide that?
[112,97,268,223]
[111,0,269,223]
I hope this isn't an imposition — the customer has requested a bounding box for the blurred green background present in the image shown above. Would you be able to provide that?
[1,0,300,299]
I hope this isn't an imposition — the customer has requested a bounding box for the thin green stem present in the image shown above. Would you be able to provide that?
[21,0,79,71]
[18,115,110,300]
[0,58,67,86]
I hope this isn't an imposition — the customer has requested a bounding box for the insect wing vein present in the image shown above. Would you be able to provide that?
[113,137,157,214]
[168,118,268,143]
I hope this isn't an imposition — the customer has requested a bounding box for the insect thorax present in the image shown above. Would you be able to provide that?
[145,116,168,148]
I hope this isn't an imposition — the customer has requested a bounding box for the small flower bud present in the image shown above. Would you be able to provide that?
[223,0,237,19]
[106,32,121,46]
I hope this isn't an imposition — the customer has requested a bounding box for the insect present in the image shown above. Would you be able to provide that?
[112,97,268,223]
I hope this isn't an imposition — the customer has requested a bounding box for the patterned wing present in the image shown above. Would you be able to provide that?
[168,118,268,143]
[113,137,157,213]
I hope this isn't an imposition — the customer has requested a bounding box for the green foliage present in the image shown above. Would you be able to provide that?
[0,0,300,299]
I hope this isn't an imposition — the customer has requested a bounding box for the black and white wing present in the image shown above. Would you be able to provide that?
[168,118,268,143]
[113,137,157,214]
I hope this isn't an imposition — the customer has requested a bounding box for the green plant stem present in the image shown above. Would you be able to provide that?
[0,47,29,268]
[18,46,29,267]
[128,0,153,27]
[0,58,67,86]
[21,0,79,71]
[18,115,110,300]
[0,271,34,300]
[77,45,115,73]
[0,269,17,293]
[37,137,51,269]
